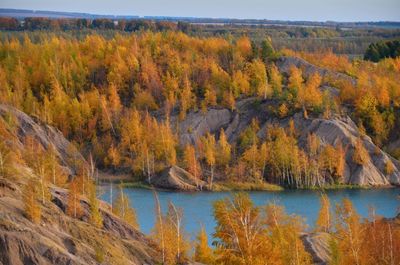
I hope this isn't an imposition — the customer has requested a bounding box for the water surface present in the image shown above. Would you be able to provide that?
[100,187,399,240]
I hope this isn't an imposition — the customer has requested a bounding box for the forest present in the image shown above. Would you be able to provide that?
[0,29,400,189]
[364,40,400,62]
[0,15,399,265]
[1,105,399,264]
[2,16,400,54]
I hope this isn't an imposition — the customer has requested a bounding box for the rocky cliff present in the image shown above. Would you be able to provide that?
[0,175,161,265]
[167,97,400,186]
[276,56,356,85]
[0,104,87,176]
[0,104,162,265]
[302,232,331,265]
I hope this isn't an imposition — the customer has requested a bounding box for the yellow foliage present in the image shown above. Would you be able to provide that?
[194,226,214,264]
[278,103,288,118]
[67,178,83,219]
[23,179,41,224]
[113,188,139,229]
[316,194,331,232]
[385,160,395,175]
[352,139,370,165]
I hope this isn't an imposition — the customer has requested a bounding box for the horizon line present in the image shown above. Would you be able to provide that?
[1,8,400,23]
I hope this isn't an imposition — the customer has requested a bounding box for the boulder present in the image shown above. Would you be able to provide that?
[150,166,207,191]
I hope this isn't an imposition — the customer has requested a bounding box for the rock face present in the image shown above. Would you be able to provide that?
[293,114,400,185]
[150,166,207,191]
[276,56,356,85]
[171,108,233,145]
[302,232,331,265]
[169,97,400,186]
[0,104,162,265]
[0,104,87,175]
[0,177,161,265]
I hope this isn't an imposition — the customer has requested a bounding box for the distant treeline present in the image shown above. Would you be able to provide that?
[2,16,400,55]
[2,8,400,29]
[364,40,400,62]
[0,17,195,32]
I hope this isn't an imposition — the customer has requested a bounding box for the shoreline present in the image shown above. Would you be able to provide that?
[97,180,399,192]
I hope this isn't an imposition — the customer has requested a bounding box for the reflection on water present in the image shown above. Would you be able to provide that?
[100,187,399,240]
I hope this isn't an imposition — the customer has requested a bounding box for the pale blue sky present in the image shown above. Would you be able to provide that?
[1,0,399,22]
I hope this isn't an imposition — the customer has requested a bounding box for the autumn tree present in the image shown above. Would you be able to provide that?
[214,194,311,264]
[0,139,17,179]
[246,59,270,98]
[132,84,159,111]
[179,74,194,120]
[107,82,122,120]
[288,65,304,95]
[302,72,323,111]
[202,84,217,112]
[361,212,400,265]
[334,142,346,182]
[153,191,166,263]
[194,226,214,264]
[159,118,177,166]
[241,142,261,180]
[239,118,260,149]
[113,187,139,229]
[265,203,312,265]
[24,138,52,203]
[316,194,331,233]
[88,180,103,228]
[235,36,252,59]
[216,129,231,167]
[104,143,121,169]
[333,198,364,265]
[259,142,268,178]
[46,144,67,186]
[213,193,271,264]
[119,109,144,173]
[269,64,283,98]
[152,194,189,265]
[265,125,301,187]
[164,202,189,264]
[23,179,41,223]
[67,177,83,219]
[385,160,395,175]
[352,138,370,165]
[278,103,289,118]
[163,72,179,114]
[260,37,276,62]
[232,70,250,96]
[201,133,216,189]
[183,144,202,189]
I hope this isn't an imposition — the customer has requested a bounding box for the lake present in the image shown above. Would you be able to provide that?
[100,187,399,241]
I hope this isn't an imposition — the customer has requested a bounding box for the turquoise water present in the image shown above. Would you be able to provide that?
[100,187,399,240]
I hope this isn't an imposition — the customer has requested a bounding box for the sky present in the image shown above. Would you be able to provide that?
[1,0,399,22]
